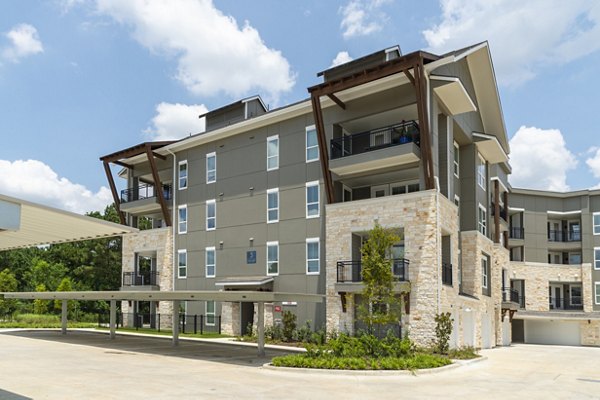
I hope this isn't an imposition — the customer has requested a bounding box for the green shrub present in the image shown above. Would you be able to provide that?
[272,353,451,370]
[448,346,479,360]
[15,313,60,324]
[281,310,297,342]
[434,312,453,355]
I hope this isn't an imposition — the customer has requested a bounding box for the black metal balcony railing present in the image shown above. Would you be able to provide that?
[549,296,583,311]
[509,227,525,239]
[330,121,420,160]
[336,258,409,283]
[491,204,508,221]
[442,263,452,286]
[120,183,172,203]
[547,230,581,242]
[502,287,520,304]
[122,271,159,286]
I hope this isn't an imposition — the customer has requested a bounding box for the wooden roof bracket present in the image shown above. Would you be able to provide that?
[413,60,435,190]
[327,93,346,110]
[145,145,172,226]
[102,161,126,225]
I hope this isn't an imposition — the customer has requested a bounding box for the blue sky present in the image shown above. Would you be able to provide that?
[1,0,600,213]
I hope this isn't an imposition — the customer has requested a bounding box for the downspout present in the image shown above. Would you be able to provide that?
[166,148,177,295]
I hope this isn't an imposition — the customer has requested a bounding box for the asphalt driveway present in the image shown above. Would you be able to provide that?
[0,329,598,400]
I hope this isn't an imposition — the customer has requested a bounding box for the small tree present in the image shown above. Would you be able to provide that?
[357,223,403,336]
[282,310,297,342]
[54,277,76,317]
[434,312,453,354]
[0,269,18,317]
[33,283,50,314]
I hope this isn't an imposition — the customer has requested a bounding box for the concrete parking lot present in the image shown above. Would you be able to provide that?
[0,329,599,400]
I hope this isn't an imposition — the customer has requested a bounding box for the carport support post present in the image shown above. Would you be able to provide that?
[172,300,180,346]
[109,300,116,339]
[61,300,67,335]
[257,301,265,357]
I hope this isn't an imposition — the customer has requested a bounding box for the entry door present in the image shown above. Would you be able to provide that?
[549,284,562,309]
[371,184,388,198]
[240,302,254,336]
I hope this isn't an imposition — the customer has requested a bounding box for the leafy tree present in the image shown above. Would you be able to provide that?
[54,277,76,317]
[358,223,404,335]
[0,269,18,316]
[28,258,67,291]
[435,312,453,354]
[33,284,50,314]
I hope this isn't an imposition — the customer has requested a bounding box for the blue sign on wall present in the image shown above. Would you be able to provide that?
[246,250,256,264]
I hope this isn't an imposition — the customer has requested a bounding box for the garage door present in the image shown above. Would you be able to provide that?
[524,320,581,346]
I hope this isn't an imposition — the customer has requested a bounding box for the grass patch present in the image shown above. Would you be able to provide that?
[95,326,230,339]
[0,314,96,329]
[272,353,451,370]
[447,346,480,360]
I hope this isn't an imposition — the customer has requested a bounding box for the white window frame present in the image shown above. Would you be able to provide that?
[206,152,216,184]
[478,204,487,236]
[305,125,319,163]
[595,247,600,270]
[267,188,279,223]
[178,160,188,190]
[206,199,216,231]
[267,135,279,171]
[306,238,320,275]
[306,181,320,219]
[266,241,279,276]
[596,282,600,305]
[178,204,187,234]
[177,249,187,279]
[453,141,459,178]
[205,300,216,326]
[594,212,600,235]
[482,257,488,289]
[477,152,486,190]
[205,246,216,278]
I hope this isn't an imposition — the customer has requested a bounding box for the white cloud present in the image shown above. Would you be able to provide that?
[330,51,353,67]
[586,147,600,179]
[423,1,600,86]
[508,126,577,191]
[94,0,295,103]
[2,24,44,63]
[339,0,389,39]
[144,102,207,141]
[0,160,113,214]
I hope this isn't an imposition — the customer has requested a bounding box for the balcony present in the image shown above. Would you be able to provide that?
[122,271,160,288]
[336,258,409,284]
[119,183,172,215]
[509,227,524,240]
[491,204,508,221]
[442,263,452,286]
[329,121,421,177]
[549,296,583,311]
[547,230,581,242]
[502,287,523,311]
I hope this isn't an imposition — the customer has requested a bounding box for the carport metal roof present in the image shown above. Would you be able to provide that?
[0,193,137,251]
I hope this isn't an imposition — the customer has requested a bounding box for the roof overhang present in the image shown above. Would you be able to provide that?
[0,290,324,303]
[215,276,274,287]
[473,132,509,164]
[431,75,477,115]
[0,193,137,251]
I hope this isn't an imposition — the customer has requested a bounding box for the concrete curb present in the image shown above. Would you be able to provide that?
[262,356,487,376]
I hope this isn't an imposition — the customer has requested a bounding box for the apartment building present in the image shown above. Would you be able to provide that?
[100,41,524,349]
[507,188,600,346]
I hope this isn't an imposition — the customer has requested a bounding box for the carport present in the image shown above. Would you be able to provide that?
[0,290,324,356]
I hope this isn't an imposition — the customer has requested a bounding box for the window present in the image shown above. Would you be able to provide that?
[391,181,420,195]
[570,285,582,305]
[178,205,187,234]
[267,188,279,223]
[569,253,581,265]
[206,199,216,230]
[477,153,486,189]
[595,247,600,270]
[594,213,600,235]
[306,125,318,162]
[267,135,279,171]
[306,181,320,218]
[206,301,215,326]
[206,152,216,183]
[267,241,279,276]
[596,282,600,305]
[177,249,187,278]
[478,204,487,236]
[178,160,188,190]
[453,141,459,177]
[306,238,320,275]
[482,257,488,290]
[205,247,215,278]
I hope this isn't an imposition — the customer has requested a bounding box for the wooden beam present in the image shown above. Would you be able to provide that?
[102,161,126,225]
[404,69,415,86]
[494,180,500,244]
[145,146,172,226]
[413,60,435,190]
[113,160,133,169]
[152,151,167,161]
[310,94,335,204]
[327,93,346,110]
[503,190,509,249]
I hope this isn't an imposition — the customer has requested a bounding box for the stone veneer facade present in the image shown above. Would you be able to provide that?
[121,228,174,329]
[325,189,507,348]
